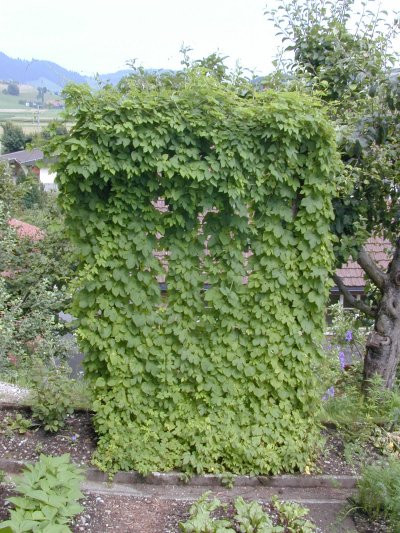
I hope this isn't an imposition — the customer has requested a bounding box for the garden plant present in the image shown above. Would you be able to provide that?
[47,69,340,476]
[179,492,316,532]
[0,454,84,532]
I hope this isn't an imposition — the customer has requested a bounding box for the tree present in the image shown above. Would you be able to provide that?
[6,83,19,96]
[265,0,400,388]
[37,86,47,104]
[1,121,27,153]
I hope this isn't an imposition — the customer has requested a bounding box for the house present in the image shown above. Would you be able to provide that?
[0,149,57,191]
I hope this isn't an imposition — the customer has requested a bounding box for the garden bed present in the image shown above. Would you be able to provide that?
[0,406,390,532]
[0,407,381,478]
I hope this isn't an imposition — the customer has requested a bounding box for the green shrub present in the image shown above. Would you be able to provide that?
[353,459,400,531]
[0,454,84,532]
[30,365,77,432]
[49,71,340,476]
[0,199,75,383]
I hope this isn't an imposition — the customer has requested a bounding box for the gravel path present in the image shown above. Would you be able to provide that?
[0,382,29,404]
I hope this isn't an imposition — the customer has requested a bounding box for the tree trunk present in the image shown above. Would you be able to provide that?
[363,238,400,389]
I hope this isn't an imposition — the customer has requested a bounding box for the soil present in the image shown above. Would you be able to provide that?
[0,484,314,533]
[0,408,96,466]
[0,484,190,533]
[351,512,389,533]
[316,427,383,476]
[0,407,389,532]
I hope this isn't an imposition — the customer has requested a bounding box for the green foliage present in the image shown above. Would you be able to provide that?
[0,275,73,381]
[30,364,80,432]
[180,492,233,532]
[0,161,22,212]
[271,497,315,532]
[266,0,400,264]
[0,189,76,381]
[0,162,45,215]
[179,492,315,532]
[0,454,84,533]
[5,413,33,435]
[47,70,340,475]
[317,303,369,397]
[321,367,400,464]
[1,121,27,154]
[15,173,46,210]
[234,497,283,532]
[0,190,76,303]
[353,459,400,531]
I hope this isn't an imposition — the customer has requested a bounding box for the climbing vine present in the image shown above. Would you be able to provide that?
[48,72,340,475]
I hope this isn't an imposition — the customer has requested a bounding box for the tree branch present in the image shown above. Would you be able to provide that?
[357,247,387,291]
[388,236,400,285]
[332,273,376,317]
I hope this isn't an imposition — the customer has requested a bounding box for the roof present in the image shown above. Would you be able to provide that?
[336,236,391,288]
[0,148,43,165]
[8,218,44,241]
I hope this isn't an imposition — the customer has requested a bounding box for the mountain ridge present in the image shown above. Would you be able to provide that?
[0,51,157,92]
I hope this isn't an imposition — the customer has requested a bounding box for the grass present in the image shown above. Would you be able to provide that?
[0,82,63,134]
[0,82,63,108]
[0,109,62,135]
[352,459,400,531]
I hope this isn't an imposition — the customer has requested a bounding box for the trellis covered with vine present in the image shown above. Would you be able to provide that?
[49,73,340,475]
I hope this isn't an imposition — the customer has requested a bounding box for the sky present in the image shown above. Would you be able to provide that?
[0,0,399,76]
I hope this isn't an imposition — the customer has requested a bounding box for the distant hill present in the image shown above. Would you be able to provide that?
[0,52,172,92]
[0,52,87,91]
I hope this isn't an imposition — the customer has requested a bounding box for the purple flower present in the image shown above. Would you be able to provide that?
[71,434,78,442]
[338,351,346,370]
[322,386,335,401]
[345,330,352,342]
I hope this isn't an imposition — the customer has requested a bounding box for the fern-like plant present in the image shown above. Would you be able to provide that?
[353,459,400,531]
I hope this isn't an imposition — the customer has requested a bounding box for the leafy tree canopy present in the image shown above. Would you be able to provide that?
[265,0,400,388]
[1,121,27,154]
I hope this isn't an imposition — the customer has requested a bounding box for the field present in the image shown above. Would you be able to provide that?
[0,82,63,134]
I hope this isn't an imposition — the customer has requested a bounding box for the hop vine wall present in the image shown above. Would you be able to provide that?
[49,74,340,475]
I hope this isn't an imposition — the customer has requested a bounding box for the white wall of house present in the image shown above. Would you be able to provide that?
[39,167,57,190]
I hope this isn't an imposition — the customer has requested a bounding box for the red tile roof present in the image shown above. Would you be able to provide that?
[336,237,391,288]
[8,219,44,242]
